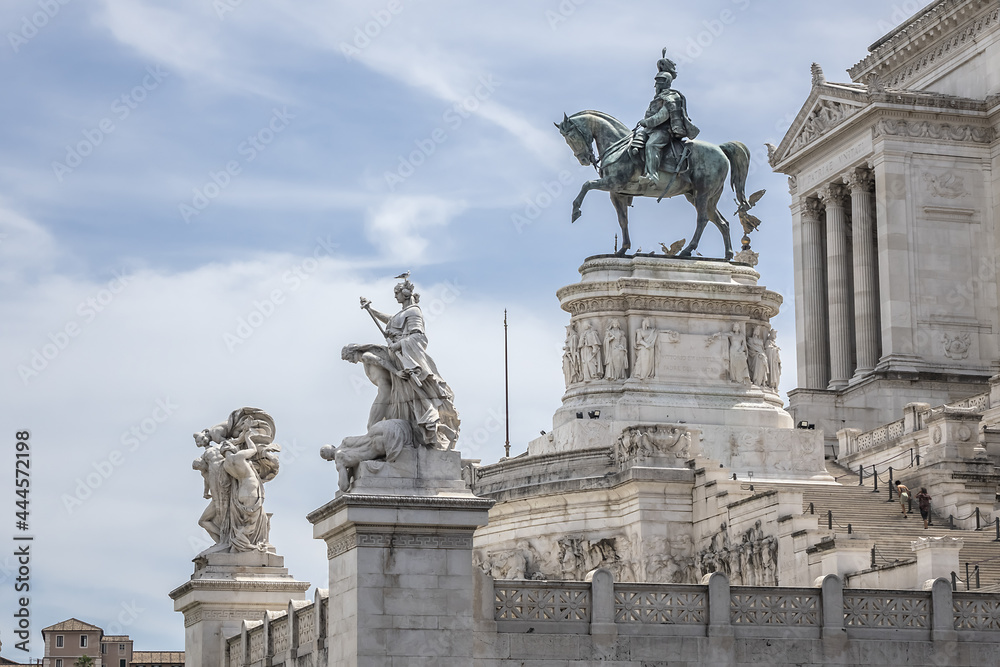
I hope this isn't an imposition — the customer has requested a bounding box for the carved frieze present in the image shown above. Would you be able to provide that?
[873,119,994,144]
[698,520,778,586]
[790,99,864,151]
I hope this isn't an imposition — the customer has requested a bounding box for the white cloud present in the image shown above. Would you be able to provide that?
[363,196,466,264]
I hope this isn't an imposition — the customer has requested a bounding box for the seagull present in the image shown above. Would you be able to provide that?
[394,271,410,280]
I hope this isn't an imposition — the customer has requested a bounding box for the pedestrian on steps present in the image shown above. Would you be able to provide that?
[895,480,911,517]
[916,487,932,529]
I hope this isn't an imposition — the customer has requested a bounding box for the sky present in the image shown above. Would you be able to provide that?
[0,0,933,657]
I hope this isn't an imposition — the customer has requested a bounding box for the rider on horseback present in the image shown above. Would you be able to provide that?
[636,53,700,183]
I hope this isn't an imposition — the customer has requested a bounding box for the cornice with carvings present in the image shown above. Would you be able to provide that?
[849,2,1000,89]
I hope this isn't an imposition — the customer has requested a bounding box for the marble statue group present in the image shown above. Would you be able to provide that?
[320,276,460,492]
[192,407,281,554]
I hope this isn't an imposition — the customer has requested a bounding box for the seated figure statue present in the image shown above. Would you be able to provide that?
[320,419,414,492]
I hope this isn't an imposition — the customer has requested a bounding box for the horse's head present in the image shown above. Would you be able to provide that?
[555,113,596,167]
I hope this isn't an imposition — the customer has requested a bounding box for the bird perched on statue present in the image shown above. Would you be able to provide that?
[394,271,410,280]
[660,239,686,257]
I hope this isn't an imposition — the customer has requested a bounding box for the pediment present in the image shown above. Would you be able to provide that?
[769,83,871,168]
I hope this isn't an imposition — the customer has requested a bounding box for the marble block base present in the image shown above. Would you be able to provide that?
[169,551,310,667]
[346,445,470,497]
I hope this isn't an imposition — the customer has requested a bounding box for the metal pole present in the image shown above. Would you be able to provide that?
[908,494,912,514]
[966,563,971,591]
[916,453,920,465]
[910,448,913,466]
[994,517,999,541]
[887,467,894,502]
[871,547,876,569]
[872,466,879,493]
[976,507,981,531]
[809,502,814,515]
[976,565,981,589]
[859,465,864,486]
[503,310,510,458]
[848,523,853,534]
[828,510,832,530]
[950,514,955,529]
[951,571,957,591]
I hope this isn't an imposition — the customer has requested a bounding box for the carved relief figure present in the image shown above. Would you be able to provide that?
[747,325,769,386]
[557,535,622,580]
[633,318,658,379]
[724,323,751,385]
[192,408,281,554]
[603,319,629,380]
[764,328,782,389]
[698,519,778,586]
[922,171,967,199]
[942,332,971,360]
[613,424,691,468]
[562,323,582,386]
[579,321,603,380]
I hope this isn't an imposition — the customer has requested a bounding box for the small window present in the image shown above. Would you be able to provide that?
[56,636,64,648]
[102,644,107,654]
[56,661,63,667]
[119,645,126,653]
[120,659,126,667]
[81,635,88,648]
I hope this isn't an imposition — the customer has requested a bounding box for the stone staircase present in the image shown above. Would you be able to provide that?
[759,461,1000,591]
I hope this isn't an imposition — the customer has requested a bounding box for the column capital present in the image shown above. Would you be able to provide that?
[842,168,874,194]
[801,196,823,219]
[818,183,848,207]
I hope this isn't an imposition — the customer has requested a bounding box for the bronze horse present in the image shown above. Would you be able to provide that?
[557,110,753,259]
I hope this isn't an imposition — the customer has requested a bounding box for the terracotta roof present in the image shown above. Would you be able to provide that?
[0,657,30,665]
[130,652,184,665]
[101,637,131,642]
[42,619,102,632]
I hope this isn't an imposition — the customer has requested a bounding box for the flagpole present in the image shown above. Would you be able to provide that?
[504,309,510,458]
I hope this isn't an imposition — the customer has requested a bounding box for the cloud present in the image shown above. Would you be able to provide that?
[363,196,466,264]
[0,203,60,283]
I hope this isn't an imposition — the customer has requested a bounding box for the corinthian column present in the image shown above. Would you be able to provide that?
[845,169,880,377]
[800,197,829,389]
[820,184,853,389]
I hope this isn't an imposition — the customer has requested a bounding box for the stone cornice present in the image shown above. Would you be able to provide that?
[169,578,310,600]
[850,0,998,88]
[306,493,494,524]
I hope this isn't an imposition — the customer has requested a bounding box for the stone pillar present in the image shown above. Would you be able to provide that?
[912,537,964,588]
[845,169,880,378]
[800,197,829,389]
[820,184,853,389]
[815,574,844,640]
[703,571,733,637]
[169,552,310,667]
[309,447,493,667]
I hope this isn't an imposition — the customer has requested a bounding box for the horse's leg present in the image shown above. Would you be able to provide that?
[707,186,734,260]
[610,192,631,256]
[679,190,711,258]
[571,179,603,222]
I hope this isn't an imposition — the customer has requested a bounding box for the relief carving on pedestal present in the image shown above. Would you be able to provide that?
[612,425,692,468]
[562,323,583,387]
[698,520,778,586]
[579,321,604,381]
[707,323,751,385]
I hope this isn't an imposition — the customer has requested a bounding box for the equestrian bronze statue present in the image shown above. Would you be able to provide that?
[556,50,762,260]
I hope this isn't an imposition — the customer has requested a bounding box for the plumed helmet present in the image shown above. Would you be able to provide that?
[656,47,677,78]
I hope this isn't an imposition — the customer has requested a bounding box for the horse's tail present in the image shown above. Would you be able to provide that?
[719,141,751,209]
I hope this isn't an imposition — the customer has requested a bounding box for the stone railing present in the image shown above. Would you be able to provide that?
[948,391,990,413]
[223,589,329,667]
[492,571,1000,641]
[844,418,906,456]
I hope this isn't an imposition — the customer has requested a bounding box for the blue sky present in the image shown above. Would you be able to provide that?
[0,0,931,655]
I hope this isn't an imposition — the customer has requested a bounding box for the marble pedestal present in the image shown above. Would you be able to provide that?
[169,551,310,667]
[309,447,493,667]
